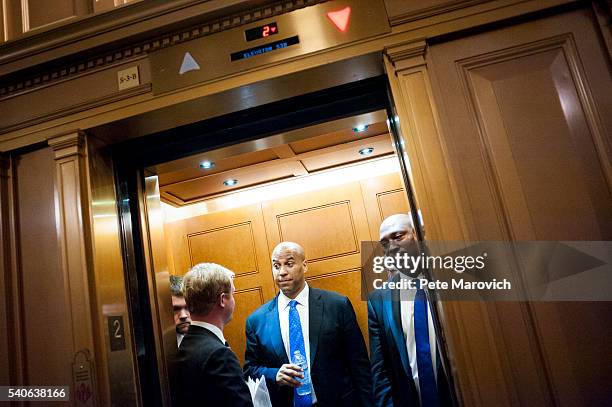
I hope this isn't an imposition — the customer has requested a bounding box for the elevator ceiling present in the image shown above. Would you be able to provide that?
[150,110,394,206]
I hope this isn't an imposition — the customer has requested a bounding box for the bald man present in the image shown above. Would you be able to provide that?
[244,242,373,407]
[368,214,451,407]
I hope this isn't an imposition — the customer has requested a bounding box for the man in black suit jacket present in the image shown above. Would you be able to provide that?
[173,263,253,407]
[244,242,373,407]
[368,214,452,407]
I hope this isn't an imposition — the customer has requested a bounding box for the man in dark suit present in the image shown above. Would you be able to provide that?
[170,275,191,347]
[368,214,452,407]
[244,242,373,407]
[173,263,253,407]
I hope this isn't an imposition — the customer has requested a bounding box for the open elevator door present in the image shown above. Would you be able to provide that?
[110,69,456,405]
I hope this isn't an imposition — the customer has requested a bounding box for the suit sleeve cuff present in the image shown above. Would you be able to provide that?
[263,367,279,383]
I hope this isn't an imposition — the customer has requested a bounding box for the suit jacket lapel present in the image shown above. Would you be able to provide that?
[268,295,288,364]
[383,287,411,377]
[308,288,323,367]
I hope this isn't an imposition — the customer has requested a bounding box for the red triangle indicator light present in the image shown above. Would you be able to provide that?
[327,6,351,32]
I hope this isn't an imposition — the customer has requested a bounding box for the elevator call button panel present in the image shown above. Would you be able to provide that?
[150,0,389,94]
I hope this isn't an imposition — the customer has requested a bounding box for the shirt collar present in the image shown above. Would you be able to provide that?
[190,320,226,344]
[278,282,309,310]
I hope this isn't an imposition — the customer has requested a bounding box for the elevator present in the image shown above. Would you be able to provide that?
[89,55,457,404]
[2,1,611,406]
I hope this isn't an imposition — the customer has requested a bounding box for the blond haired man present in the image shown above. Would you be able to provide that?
[173,263,253,407]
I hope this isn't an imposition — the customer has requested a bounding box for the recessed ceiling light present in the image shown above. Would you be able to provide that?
[359,147,374,156]
[199,160,215,169]
[223,179,238,186]
[352,124,369,133]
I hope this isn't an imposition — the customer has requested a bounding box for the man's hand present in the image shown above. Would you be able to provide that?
[275,363,304,387]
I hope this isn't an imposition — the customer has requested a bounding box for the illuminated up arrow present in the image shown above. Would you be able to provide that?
[327,6,351,32]
[179,52,200,75]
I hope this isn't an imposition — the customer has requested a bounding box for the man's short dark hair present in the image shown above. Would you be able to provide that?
[170,275,184,297]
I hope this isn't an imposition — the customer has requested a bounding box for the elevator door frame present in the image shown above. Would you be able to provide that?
[111,74,455,406]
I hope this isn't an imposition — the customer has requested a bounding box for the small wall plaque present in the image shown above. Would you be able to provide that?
[117,66,140,90]
[107,316,126,351]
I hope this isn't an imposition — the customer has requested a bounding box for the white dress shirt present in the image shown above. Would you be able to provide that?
[190,320,226,345]
[177,333,185,347]
[399,276,437,402]
[278,283,317,401]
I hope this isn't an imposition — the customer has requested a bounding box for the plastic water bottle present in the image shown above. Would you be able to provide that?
[292,350,312,396]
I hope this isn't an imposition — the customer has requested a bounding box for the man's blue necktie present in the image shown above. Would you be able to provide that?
[414,287,439,407]
[288,300,312,407]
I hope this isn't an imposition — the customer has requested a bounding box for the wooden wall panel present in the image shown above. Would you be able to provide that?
[2,0,24,39]
[48,133,97,376]
[0,58,152,134]
[93,0,116,13]
[0,155,10,386]
[306,268,366,344]
[188,222,259,277]
[428,12,612,242]
[166,204,276,296]
[361,173,410,241]
[26,0,76,30]
[0,2,5,43]
[226,288,265,365]
[377,189,409,220]
[384,0,487,24]
[425,8,612,406]
[15,147,73,391]
[94,0,141,13]
[25,0,91,31]
[164,203,277,365]
[454,40,612,241]
[263,182,374,277]
[275,202,359,266]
